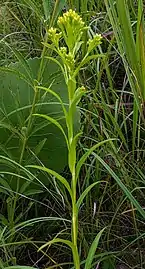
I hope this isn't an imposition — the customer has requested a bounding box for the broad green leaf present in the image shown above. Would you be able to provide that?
[45,56,66,79]
[0,57,80,192]
[0,155,50,194]
[0,67,32,87]
[36,86,68,118]
[85,228,105,269]
[4,42,33,84]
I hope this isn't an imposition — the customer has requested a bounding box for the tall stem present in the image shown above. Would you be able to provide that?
[72,173,80,269]
[68,79,80,268]
[72,174,77,245]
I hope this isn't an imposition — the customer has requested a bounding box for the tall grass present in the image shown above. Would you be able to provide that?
[105,0,145,155]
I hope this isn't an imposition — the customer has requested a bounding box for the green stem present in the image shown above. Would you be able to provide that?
[68,79,80,268]
[73,245,80,269]
[72,176,77,245]
[72,174,80,269]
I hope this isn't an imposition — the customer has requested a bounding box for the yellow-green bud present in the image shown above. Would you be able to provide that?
[87,34,102,53]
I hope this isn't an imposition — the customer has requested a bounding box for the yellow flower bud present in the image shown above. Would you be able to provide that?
[87,34,102,53]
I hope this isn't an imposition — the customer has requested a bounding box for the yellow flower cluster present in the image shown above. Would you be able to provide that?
[59,46,67,55]
[59,47,75,70]
[46,9,103,69]
[57,9,85,29]
[57,9,87,53]
[48,27,62,47]
[87,34,102,53]
[48,27,57,36]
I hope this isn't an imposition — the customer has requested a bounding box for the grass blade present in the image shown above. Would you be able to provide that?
[77,182,103,210]
[85,228,105,269]
[94,153,145,219]
[76,139,116,179]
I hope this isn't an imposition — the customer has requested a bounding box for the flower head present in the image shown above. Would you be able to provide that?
[57,9,87,54]
[87,34,102,53]
[48,27,62,48]
[59,46,67,55]
[58,9,85,29]
[59,47,75,71]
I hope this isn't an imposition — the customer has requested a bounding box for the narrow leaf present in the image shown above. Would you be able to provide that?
[74,54,105,76]
[94,154,145,219]
[69,132,82,174]
[27,165,72,198]
[33,113,68,147]
[36,86,68,118]
[76,139,116,179]
[22,0,42,19]
[39,238,74,251]
[85,228,105,269]
[4,42,33,84]
[77,182,102,210]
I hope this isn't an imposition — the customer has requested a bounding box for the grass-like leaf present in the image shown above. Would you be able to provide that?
[94,153,145,219]
[27,165,72,199]
[33,113,69,147]
[77,182,103,210]
[85,228,105,269]
[76,139,116,179]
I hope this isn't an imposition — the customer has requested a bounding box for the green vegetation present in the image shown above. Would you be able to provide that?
[0,1,145,268]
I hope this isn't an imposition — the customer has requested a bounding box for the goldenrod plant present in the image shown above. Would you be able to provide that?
[28,9,108,269]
